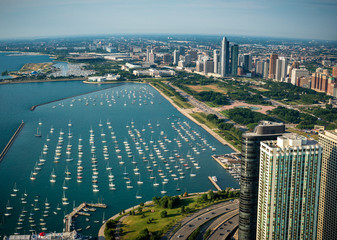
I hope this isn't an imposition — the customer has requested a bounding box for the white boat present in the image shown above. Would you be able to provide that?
[35,127,42,137]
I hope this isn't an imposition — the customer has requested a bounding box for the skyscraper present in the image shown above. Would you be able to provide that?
[239,121,285,240]
[268,53,278,79]
[221,37,229,77]
[257,133,322,240]
[231,44,239,76]
[213,49,218,74]
[317,130,337,240]
[263,60,269,79]
[275,59,282,80]
[173,50,179,65]
[243,54,252,73]
[204,59,214,74]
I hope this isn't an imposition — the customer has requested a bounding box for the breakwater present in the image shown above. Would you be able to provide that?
[30,83,124,110]
[0,121,24,162]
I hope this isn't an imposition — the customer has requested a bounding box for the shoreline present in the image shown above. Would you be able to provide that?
[149,83,240,153]
[0,78,86,85]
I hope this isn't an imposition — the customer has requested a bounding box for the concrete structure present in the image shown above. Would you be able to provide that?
[187,50,198,61]
[121,63,142,71]
[239,121,285,240]
[317,130,337,240]
[231,44,239,76]
[133,69,175,77]
[295,76,311,88]
[291,68,309,85]
[268,54,278,79]
[221,36,229,77]
[257,134,322,240]
[177,60,186,68]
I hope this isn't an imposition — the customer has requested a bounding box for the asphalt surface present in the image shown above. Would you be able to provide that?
[170,200,239,240]
[207,212,239,240]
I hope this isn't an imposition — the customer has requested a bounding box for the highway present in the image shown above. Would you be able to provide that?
[169,200,239,240]
[207,212,239,240]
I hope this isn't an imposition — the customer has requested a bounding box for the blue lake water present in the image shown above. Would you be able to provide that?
[0,81,238,237]
[0,53,53,79]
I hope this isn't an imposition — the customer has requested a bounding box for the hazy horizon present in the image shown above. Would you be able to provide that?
[0,0,337,41]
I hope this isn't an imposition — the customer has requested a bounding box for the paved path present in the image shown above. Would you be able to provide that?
[169,200,239,240]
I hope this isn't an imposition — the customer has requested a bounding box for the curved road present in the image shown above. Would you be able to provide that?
[170,200,239,239]
[207,212,239,240]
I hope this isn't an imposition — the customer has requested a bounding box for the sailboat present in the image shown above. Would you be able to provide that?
[137,175,143,185]
[62,192,69,205]
[136,190,142,199]
[35,128,41,137]
[161,184,167,195]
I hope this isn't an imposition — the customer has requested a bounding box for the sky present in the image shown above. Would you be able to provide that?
[0,0,336,41]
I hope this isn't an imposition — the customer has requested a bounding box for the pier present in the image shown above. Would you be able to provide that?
[0,121,24,162]
[64,202,107,232]
[30,83,124,111]
[208,176,222,191]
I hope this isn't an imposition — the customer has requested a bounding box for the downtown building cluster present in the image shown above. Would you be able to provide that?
[172,37,239,77]
[239,121,337,240]
[265,53,337,97]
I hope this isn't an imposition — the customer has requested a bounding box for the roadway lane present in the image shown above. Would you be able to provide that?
[170,201,239,239]
[207,212,239,240]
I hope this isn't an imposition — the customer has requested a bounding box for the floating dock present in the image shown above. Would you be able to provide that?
[0,121,24,162]
[208,176,222,191]
[64,202,107,232]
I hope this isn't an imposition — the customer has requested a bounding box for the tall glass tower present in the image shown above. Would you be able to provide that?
[231,44,239,76]
[221,36,229,77]
[239,121,285,240]
[257,134,322,240]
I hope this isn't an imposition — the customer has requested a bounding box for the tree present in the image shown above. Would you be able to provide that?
[138,206,142,213]
[208,190,214,200]
[160,210,167,218]
[140,202,144,207]
[201,193,208,202]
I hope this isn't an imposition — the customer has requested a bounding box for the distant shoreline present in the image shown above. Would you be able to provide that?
[0,78,85,85]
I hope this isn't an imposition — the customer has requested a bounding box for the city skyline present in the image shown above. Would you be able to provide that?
[0,0,337,41]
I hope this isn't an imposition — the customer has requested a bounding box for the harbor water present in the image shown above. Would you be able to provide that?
[0,81,239,237]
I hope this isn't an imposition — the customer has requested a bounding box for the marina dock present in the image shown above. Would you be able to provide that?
[0,121,24,162]
[212,154,241,181]
[208,176,222,191]
[64,202,107,232]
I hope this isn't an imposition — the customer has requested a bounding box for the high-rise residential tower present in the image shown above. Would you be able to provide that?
[221,37,229,77]
[268,53,278,79]
[213,49,219,74]
[317,130,337,240]
[239,121,285,240]
[231,44,239,76]
[257,133,322,240]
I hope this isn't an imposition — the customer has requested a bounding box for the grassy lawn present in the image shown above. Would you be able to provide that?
[20,62,53,72]
[205,102,220,107]
[187,84,228,94]
[150,81,193,109]
[120,196,238,239]
[189,112,241,151]
[190,112,218,129]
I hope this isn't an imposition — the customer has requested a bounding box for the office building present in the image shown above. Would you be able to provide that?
[162,54,172,64]
[173,50,179,65]
[333,65,337,78]
[187,50,198,61]
[291,68,309,85]
[275,57,288,81]
[317,130,337,240]
[196,61,204,72]
[146,46,151,62]
[148,50,155,64]
[257,133,322,240]
[213,50,219,74]
[221,37,229,77]
[239,121,285,240]
[243,54,252,73]
[268,54,278,79]
[204,59,214,74]
[263,61,269,79]
[231,44,239,76]
[255,60,264,76]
